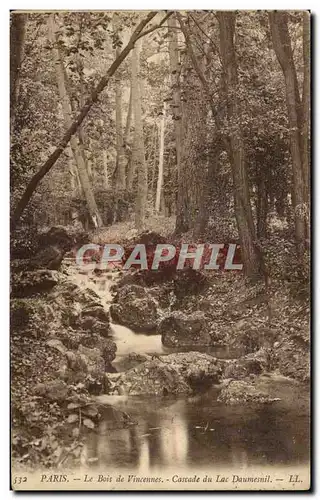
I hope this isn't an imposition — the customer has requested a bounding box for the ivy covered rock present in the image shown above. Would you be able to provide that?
[11,269,60,298]
[223,348,272,379]
[106,352,222,396]
[217,380,280,405]
[110,284,158,331]
[34,380,70,402]
[158,310,212,347]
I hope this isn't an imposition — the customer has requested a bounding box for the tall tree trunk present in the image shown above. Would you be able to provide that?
[102,150,109,189]
[193,109,211,239]
[48,15,103,228]
[155,102,166,213]
[256,175,268,239]
[176,13,223,237]
[131,42,147,230]
[168,16,183,230]
[75,52,93,183]
[218,12,261,279]
[125,85,134,190]
[302,11,310,225]
[150,121,158,204]
[68,146,80,197]
[268,11,308,255]
[113,14,126,191]
[10,13,26,129]
[124,85,133,143]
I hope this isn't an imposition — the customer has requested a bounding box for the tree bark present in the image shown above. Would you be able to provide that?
[113,13,126,191]
[48,15,103,228]
[131,42,147,230]
[168,15,183,228]
[102,150,109,189]
[302,12,310,213]
[218,11,261,279]
[155,101,166,213]
[176,13,221,237]
[150,121,158,202]
[11,11,159,229]
[256,175,268,239]
[268,11,308,255]
[10,13,27,128]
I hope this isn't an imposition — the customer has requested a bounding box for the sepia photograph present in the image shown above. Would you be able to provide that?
[10,9,310,491]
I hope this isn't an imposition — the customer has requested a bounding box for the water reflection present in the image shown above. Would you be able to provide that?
[87,382,309,471]
[159,413,189,466]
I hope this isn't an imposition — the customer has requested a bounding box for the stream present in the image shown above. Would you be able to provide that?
[72,268,310,472]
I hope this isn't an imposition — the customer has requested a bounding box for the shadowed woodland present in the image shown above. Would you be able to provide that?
[10,11,310,473]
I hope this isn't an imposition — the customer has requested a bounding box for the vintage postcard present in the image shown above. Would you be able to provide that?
[10,9,310,491]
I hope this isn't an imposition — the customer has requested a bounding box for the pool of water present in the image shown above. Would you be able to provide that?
[87,379,309,471]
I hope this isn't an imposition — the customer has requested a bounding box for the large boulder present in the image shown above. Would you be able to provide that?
[230,321,279,354]
[76,316,111,338]
[110,285,158,331]
[81,304,109,323]
[11,277,111,341]
[158,311,212,347]
[27,226,75,271]
[50,280,111,335]
[223,348,272,380]
[217,380,280,405]
[106,352,222,396]
[11,297,59,337]
[114,352,151,372]
[114,284,148,302]
[272,331,310,382]
[11,269,60,298]
[173,268,208,299]
[34,380,70,402]
[63,345,106,394]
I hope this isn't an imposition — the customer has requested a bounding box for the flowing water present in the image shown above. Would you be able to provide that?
[71,267,310,472]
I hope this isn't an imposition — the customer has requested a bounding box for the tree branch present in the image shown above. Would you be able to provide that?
[136,11,174,41]
[176,12,217,120]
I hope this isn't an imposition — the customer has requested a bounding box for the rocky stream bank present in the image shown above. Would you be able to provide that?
[11,230,310,470]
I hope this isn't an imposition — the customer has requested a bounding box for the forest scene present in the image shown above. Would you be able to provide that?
[10,10,310,484]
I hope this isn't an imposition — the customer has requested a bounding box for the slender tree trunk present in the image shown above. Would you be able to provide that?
[102,150,109,189]
[48,15,103,228]
[269,11,308,255]
[68,146,80,196]
[126,85,135,191]
[10,13,26,129]
[131,42,147,230]
[113,14,126,191]
[124,85,133,143]
[302,12,310,222]
[124,85,134,190]
[168,16,183,230]
[193,109,211,239]
[11,11,159,228]
[150,121,158,203]
[155,102,166,213]
[218,12,261,279]
[75,53,93,183]
[256,175,268,239]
